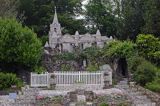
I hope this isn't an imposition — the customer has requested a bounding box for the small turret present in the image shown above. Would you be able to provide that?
[44,42,49,48]
[75,31,79,36]
[110,36,113,39]
[96,29,101,36]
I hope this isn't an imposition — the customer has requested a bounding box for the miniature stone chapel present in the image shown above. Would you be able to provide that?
[44,7,113,53]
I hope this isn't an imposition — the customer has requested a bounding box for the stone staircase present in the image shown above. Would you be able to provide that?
[115,78,156,106]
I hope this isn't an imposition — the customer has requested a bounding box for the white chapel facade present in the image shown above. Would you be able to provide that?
[44,8,113,52]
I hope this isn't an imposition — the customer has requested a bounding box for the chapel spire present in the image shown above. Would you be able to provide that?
[53,6,58,23]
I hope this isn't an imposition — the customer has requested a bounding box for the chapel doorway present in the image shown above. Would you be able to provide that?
[117,58,128,78]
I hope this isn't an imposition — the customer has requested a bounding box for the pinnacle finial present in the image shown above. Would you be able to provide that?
[96,29,101,36]
[55,6,56,11]
[75,31,79,36]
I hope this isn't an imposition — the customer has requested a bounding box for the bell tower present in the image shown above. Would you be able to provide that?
[49,6,62,37]
[48,6,62,48]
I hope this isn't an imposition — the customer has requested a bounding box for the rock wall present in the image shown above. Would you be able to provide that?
[42,52,80,72]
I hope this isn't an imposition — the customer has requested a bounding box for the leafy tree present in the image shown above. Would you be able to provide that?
[120,0,144,40]
[85,0,117,36]
[59,14,87,34]
[18,0,86,36]
[0,18,42,69]
[0,0,19,18]
[142,0,160,37]
[18,0,53,35]
[136,34,160,65]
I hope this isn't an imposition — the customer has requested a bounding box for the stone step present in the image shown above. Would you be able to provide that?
[119,81,128,84]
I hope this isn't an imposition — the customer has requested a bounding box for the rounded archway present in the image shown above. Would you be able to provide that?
[117,58,128,78]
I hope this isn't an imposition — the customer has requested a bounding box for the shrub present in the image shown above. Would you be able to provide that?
[0,72,23,90]
[118,102,129,106]
[81,46,101,60]
[86,64,99,72]
[100,103,109,106]
[0,18,42,68]
[133,61,157,86]
[103,41,135,59]
[145,78,160,93]
[34,66,46,74]
[136,34,160,65]
[128,56,146,73]
[60,64,72,71]
[56,52,76,61]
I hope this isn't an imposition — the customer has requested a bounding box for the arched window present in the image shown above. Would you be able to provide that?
[54,28,57,32]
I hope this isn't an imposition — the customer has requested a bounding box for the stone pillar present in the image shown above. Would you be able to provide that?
[49,74,56,89]
[103,72,110,89]
[83,60,87,67]
[100,64,113,89]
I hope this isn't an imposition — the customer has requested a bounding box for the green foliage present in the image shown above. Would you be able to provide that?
[145,78,160,93]
[100,103,109,106]
[56,52,76,61]
[0,18,42,68]
[136,34,160,65]
[51,96,63,104]
[85,0,160,39]
[103,41,135,59]
[0,0,19,18]
[34,66,46,74]
[81,46,101,60]
[118,102,128,106]
[0,72,23,90]
[120,0,144,40]
[19,0,86,36]
[85,0,117,36]
[86,64,99,72]
[128,56,146,73]
[59,14,87,34]
[40,36,48,46]
[133,61,157,86]
[142,0,160,36]
[60,64,71,71]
